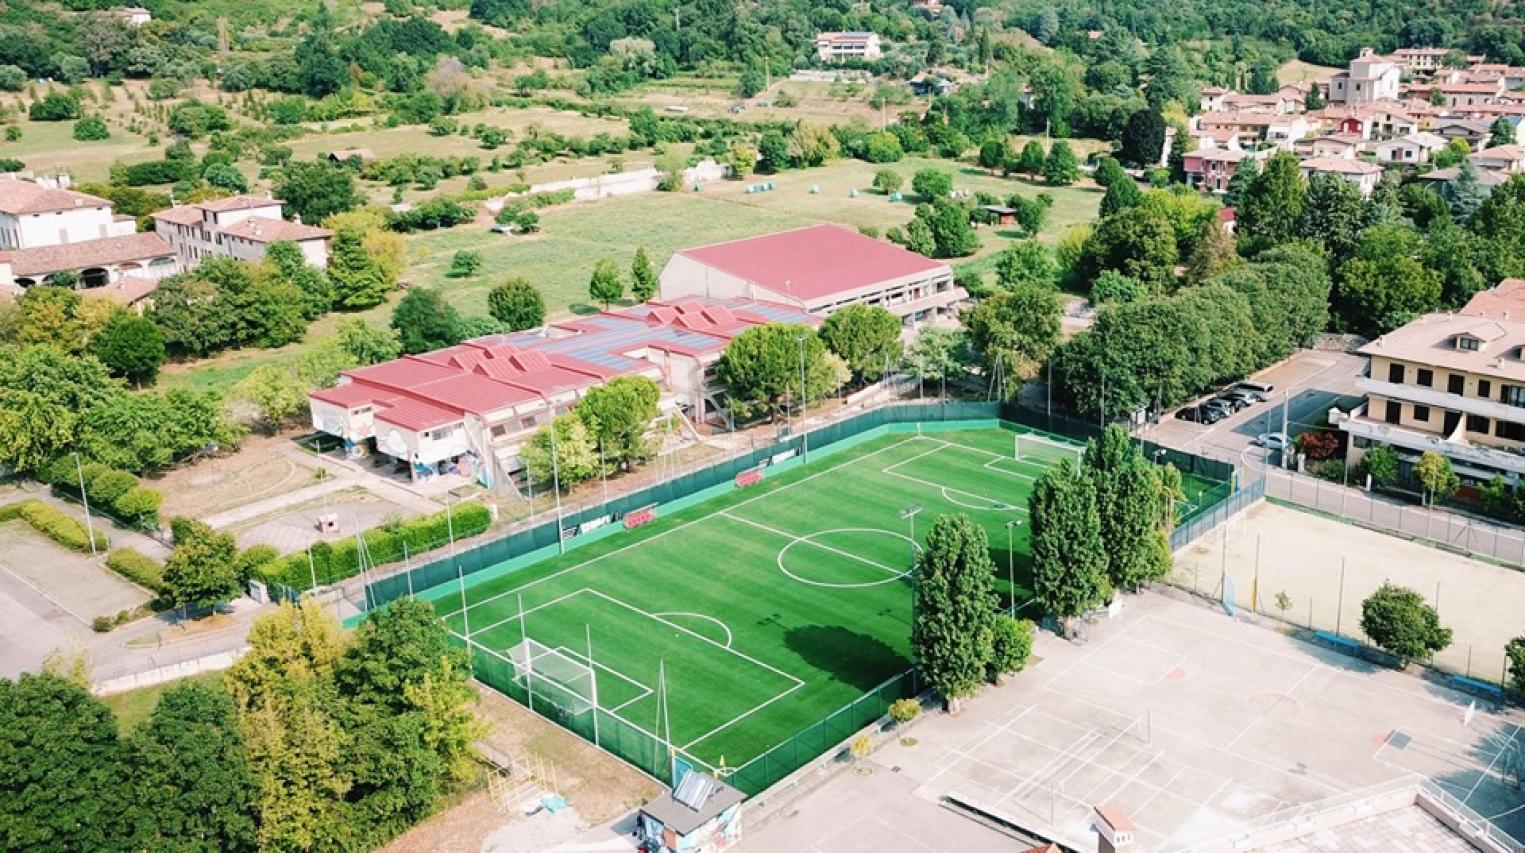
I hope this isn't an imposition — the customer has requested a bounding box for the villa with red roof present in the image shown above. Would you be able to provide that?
[657,224,963,329]
[308,297,819,490]
[153,194,332,270]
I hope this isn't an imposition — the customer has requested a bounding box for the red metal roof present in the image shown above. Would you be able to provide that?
[677,224,946,304]
[373,397,458,431]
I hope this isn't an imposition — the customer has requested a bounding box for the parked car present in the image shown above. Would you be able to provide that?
[1175,404,1219,423]
[1237,380,1275,396]
[1212,395,1250,412]
[1224,389,1266,405]
[1254,432,1291,450]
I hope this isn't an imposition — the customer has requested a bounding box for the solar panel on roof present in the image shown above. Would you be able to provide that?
[671,770,715,810]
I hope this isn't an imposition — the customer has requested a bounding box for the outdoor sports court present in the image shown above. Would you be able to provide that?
[888,591,1524,850]
[434,426,1220,789]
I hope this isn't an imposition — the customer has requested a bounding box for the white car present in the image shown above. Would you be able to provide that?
[1254,432,1291,451]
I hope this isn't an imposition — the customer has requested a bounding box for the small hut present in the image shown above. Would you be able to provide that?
[635,771,745,853]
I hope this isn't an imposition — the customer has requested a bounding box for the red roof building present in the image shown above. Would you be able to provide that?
[309,297,819,490]
[658,224,964,327]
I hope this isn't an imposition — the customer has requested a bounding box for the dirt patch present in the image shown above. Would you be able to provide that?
[152,434,323,520]
[380,787,505,853]
[474,684,663,825]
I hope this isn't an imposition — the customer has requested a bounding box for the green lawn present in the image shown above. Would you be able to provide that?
[102,671,226,734]
[433,425,1222,792]
[408,156,1102,318]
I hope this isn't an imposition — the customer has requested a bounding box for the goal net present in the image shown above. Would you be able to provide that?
[1014,433,1085,467]
[507,638,596,717]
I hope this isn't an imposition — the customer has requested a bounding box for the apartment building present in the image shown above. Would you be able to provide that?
[0,176,136,250]
[814,32,882,62]
[1392,47,1452,75]
[1181,147,1262,193]
[1334,280,1525,486]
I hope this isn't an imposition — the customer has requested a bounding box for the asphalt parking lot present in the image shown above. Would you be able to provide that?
[1145,349,1367,470]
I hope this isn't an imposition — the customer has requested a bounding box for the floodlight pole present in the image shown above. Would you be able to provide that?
[546,400,566,554]
[796,334,810,463]
[519,593,534,713]
[73,452,96,557]
[586,623,600,747]
[1005,518,1023,618]
[900,503,923,618]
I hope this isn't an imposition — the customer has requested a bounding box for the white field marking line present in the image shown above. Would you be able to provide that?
[652,611,734,648]
[1144,611,1514,722]
[951,734,1193,817]
[1130,766,1186,815]
[999,728,1110,804]
[451,436,925,622]
[718,511,906,577]
[547,643,653,698]
[1462,726,1521,804]
[1057,733,1157,806]
[1224,664,1322,750]
[467,586,592,640]
[1041,612,1146,690]
[1038,681,1346,795]
[810,815,937,853]
[982,456,1038,480]
[881,441,1029,512]
[1486,800,1525,822]
[923,705,1038,790]
[1010,724,1136,805]
[1077,654,1186,688]
[1076,750,1165,818]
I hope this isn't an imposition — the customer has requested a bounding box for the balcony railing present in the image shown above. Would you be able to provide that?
[1356,377,1525,427]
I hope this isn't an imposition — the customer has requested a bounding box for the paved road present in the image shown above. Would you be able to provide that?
[0,566,87,679]
[1145,350,1366,471]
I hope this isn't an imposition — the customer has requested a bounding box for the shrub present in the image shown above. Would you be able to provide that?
[87,469,138,505]
[256,503,493,587]
[1507,637,1525,693]
[72,115,110,141]
[232,544,279,584]
[105,548,166,593]
[92,615,114,633]
[113,487,163,529]
[15,500,108,552]
[989,616,1035,680]
[888,697,921,724]
[29,91,80,121]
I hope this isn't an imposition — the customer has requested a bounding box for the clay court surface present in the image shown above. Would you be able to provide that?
[1173,501,1525,686]
[746,591,1525,851]
[0,522,151,622]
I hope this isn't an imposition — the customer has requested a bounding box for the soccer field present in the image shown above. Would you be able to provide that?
[435,426,1223,791]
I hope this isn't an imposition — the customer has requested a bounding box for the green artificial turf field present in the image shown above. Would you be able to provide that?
[435,426,1225,791]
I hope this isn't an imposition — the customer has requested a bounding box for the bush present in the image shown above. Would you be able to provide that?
[989,616,1035,680]
[72,115,109,141]
[1507,636,1525,693]
[254,503,493,587]
[14,500,108,552]
[29,92,80,121]
[888,697,921,724]
[113,487,163,529]
[232,544,279,584]
[92,615,114,633]
[86,469,137,505]
[105,548,166,593]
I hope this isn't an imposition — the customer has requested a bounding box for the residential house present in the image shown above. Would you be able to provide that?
[1363,106,1419,139]
[1182,147,1262,193]
[153,195,332,270]
[1221,92,1300,114]
[0,176,137,250]
[1298,157,1384,195]
[308,298,820,490]
[1435,118,1492,147]
[1371,132,1448,165]
[1328,48,1401,106]
[1198,86,1230,113]
[814,32,882,62]
[1306,134,1364,159]
[1392,47,1452,75]
[1435,81,1505,109]
[1333,280,1525,487]
[1419,166,1511,192]
[118,6,151,26]
[0,232,178,291]
[658,224,964,328]
[1196,112,1309,148]
[1470,144,1525,173]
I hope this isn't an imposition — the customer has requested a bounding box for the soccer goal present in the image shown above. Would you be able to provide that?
[508,638,597,717]
[1014,433,1085,467]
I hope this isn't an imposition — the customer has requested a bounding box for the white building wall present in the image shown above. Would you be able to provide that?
[1,205,118,250]
[657,254,767,304]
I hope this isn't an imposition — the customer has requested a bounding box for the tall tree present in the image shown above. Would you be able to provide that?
[818,305,904,382]
[90,311,165,384]
[263,240,333,319]
[1183,217,1239,284]
[1083,426,1170,591]
[391,287,464,354]
[162,518,243,611]
[994,241,1057,291]
[629,247,658,302]
[588,258,624,308]
[522,413,599,489]
[1119,108,1166,168]
[1015,140,1046,176]
[0,673,128,849]
[329,228,393,309]
[126,681,256,851]
[1043,141,1079,185]
[1238,151,1306,246]
[911,514,999,711]
[1335,224,1443,335]
[1028,459,1109,627]
[486,277,545,331]
[1490,116,1517,148]
[576,375,660,469]
[716,325,842,421]
[1445,158,1489,223]
[272,160,360,225]
[1297,172,1370,263]
[963,283,1061,391]
[1099,176,1143,217]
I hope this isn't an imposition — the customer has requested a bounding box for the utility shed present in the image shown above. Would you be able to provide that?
[635,771,745,853]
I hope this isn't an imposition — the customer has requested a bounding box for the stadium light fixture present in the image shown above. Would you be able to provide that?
[1004,518,1023,618]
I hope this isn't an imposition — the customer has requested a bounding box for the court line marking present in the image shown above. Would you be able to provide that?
[545,643,654,710]
[881,441,1028,512]
[451,435,924,622]
[718,511,908,579]
[1225,665,1321,749]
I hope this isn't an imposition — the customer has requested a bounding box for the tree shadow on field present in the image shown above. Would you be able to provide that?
[784,625,907,692]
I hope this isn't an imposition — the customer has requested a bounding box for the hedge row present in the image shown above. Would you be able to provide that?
[41,459,163,530]
[256,503,492,590]
[0,500,109,553]
[105,548,166,593]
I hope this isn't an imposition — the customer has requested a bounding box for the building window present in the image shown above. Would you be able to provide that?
[1416,369,1433,387]
[1467,414,1490,433]
[1456,336,1479,352]
[1448,374,1464,394]
[1383,401,1401,424]
[1413,405,1430,423]
[1505,385,1525,408]
[1498,421,1525,442]
[1479,379,1492,399]
[1387,363,1404,383]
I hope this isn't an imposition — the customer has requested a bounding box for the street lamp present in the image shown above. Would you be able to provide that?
[1004,518,1023,617]
[796,334,810,463]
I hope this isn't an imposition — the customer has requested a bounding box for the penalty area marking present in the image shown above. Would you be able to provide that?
[653,611,734,648]
[882,442,1025,513]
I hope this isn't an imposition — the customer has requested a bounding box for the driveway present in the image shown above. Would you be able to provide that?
[0,567,88,679]
[1145,350,1366,472]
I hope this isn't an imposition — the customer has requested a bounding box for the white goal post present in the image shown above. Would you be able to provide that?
[507,638,597,716]
[1014,433,1085,466]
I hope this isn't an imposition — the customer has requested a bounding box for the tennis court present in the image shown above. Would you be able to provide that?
[433,426,1225,792]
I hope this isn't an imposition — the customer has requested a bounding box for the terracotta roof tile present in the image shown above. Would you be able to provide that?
[11,232,174,276]
[0,179,110,215]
